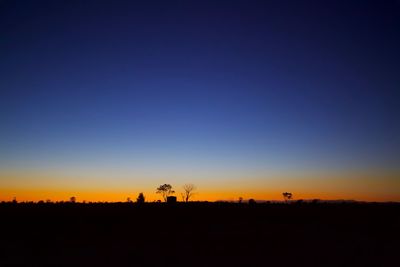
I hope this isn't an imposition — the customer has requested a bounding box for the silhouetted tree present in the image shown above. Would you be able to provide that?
[282,192,293,202]
[137,192,145,204]
[238,197,243,204]
[156,184,174,202]
[248,199,256,205]
[182,184,196,202]
[312,199,320,204]
[70,196,76,203]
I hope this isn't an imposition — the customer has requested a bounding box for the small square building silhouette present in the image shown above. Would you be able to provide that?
[167,196,177,203]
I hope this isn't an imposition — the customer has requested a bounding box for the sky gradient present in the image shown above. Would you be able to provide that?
[1,0,399,202]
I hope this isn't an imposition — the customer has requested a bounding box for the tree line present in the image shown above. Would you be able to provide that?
[4,184,295,204]
[136,183,196,204]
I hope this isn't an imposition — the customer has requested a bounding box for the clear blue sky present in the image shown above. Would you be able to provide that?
[1,0,399,201]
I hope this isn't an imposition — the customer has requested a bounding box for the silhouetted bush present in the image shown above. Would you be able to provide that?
[137,193,145,204]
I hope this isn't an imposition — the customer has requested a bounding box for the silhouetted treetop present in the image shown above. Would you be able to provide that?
[137,193,145,204]
[182,184,196,202]
[282,192,293,202]
[156,184,175,202]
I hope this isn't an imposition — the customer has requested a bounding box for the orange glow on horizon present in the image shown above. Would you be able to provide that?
[1,169,399,202]
[1,188,399,203]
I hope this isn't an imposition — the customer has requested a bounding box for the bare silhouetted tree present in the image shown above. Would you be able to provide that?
[137,192,145,204]
[182,184,196,202]
[282,192,293,202]
[156,184,175,202]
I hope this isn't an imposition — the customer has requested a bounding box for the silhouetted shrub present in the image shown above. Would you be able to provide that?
[137,193,145,204]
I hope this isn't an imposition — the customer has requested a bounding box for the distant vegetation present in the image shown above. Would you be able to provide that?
[181,184,196,202]
[3,184,333,205]
[136,192,145,204]
[156,184,175,202]
[282,192,293,202]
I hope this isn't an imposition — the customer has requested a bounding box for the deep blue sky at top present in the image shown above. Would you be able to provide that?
[1,0,399,173]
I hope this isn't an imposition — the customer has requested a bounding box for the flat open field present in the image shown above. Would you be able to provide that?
[1,202,399,266]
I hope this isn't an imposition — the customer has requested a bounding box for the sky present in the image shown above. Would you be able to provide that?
[1,0,399,202]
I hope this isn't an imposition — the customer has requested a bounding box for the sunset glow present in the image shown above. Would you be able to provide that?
[1,169,398,202]
[1,1,399,203]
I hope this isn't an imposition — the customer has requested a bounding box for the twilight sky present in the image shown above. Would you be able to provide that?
[1,0,399,201]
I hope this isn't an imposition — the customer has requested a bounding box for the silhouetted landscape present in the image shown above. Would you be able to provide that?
[2,0,400,266]
[1,201,399,266]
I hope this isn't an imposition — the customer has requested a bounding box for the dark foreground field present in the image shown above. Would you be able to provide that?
[1,202,399,267]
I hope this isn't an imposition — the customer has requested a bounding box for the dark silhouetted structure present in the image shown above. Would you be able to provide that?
[167,196,177,204]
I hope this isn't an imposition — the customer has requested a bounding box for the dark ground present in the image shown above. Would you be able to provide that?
[0,202,399,267]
